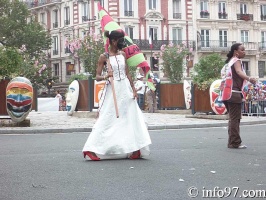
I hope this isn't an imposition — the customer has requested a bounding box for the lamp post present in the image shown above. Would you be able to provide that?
[46,78,53,97]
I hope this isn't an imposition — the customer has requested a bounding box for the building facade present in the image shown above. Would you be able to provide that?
[24,0,266,82]
[195,0,266,80]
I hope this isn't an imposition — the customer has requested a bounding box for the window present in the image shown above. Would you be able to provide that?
[124,0,133,16]
[200,1,208,12]
[173,0,181,19]
[66,62,75,76]
[149,0,157,10]
[219,30,227,47]
[125,26,134,39]
[64,7,70,25]
[201,29,210,47]
[261,5,266,20]
[54,63,59,77]
[240,3,247,14]
[242,61,249,75]
[82,2,89,22]
[172,28,182,44]
[53,36,58,55]
[53,10,58,28]
[149,27,158,41]
[258,61,265,78]
[98,0,104,7]
[241,31,249,43]
[218,2,226,13]
[261,31,266,48]
[200,1,209,18]
[40,13,45,24]
[218,2,227,19]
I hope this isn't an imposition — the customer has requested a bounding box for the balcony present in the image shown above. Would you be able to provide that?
[198,41,258,54]
[53,50,58,55]
[25,0,61,8]
[64,20,70,26]
[237,14,253,21]
[124,11,134,17]
[200,11,209,18]
[132,39,196,51]
[261,15,266,21]
[82,16,97,22]
[173,13,181,19]
[218,12,228,19]
[53,22,58,28]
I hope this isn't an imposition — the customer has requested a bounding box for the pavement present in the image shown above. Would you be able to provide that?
[1,110,266,134]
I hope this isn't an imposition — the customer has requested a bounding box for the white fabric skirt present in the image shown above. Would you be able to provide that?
[82,78,151,159]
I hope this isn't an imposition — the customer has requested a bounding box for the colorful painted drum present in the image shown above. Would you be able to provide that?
[6,77,33,122]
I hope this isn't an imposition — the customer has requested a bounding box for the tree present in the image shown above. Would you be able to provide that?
[154,42,192,83]
[67,32,105,77]
[192,53,225,90]
[0,45,54,89]
[0,0,51,57]
[0,46,24,78]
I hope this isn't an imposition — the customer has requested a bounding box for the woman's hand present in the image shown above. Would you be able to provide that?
[133,90,138,99]
[249,77,256,84]
[107,70,113,79]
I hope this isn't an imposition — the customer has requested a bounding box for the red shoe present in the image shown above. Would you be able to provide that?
[129,150,141,159]
[83,151,100,161]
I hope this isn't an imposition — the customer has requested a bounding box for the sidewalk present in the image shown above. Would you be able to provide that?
[1,110,266,134]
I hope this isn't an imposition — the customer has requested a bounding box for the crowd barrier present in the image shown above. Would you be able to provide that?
[242,100,266,116]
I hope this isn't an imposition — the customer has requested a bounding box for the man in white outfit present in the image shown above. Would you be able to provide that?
[135,74,145,110]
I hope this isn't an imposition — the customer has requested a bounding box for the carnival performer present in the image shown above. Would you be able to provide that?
[221,43,256,149]
[82,30,151,160]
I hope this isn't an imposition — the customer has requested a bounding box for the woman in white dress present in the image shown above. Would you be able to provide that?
[82,30,151,161]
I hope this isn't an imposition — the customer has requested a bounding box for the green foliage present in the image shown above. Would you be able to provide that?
[192,53,225,90]
[68,73,89,84]
[154,43,191,83]
[0,47,23,78]
[17,52,54,89]
[0,46,53,88]
[0,0,51,57]
[68,33,104,77]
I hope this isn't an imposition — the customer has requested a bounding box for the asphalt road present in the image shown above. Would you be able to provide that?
[0,125,266,200]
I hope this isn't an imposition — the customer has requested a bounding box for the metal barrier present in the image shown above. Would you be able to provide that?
[242,100,266,116]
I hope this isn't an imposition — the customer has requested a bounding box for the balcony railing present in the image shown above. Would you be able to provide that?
[200,11,209,18]
[173,13,181,19]
[198,41,258,52]
[64,20,70,26]
[82,16,97,22]
[218,12,228,19]
[237,14,253,21]
[261,15,266,21]
[124,11,134,17]
[53,22,58,28]
[53,50,58,55]
[25,0,61,8]
[132,39,196,51]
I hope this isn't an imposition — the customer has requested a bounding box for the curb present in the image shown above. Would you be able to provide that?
[0,120,265,134]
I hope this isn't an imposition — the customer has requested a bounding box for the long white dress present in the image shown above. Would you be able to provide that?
[82,54,151,159]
